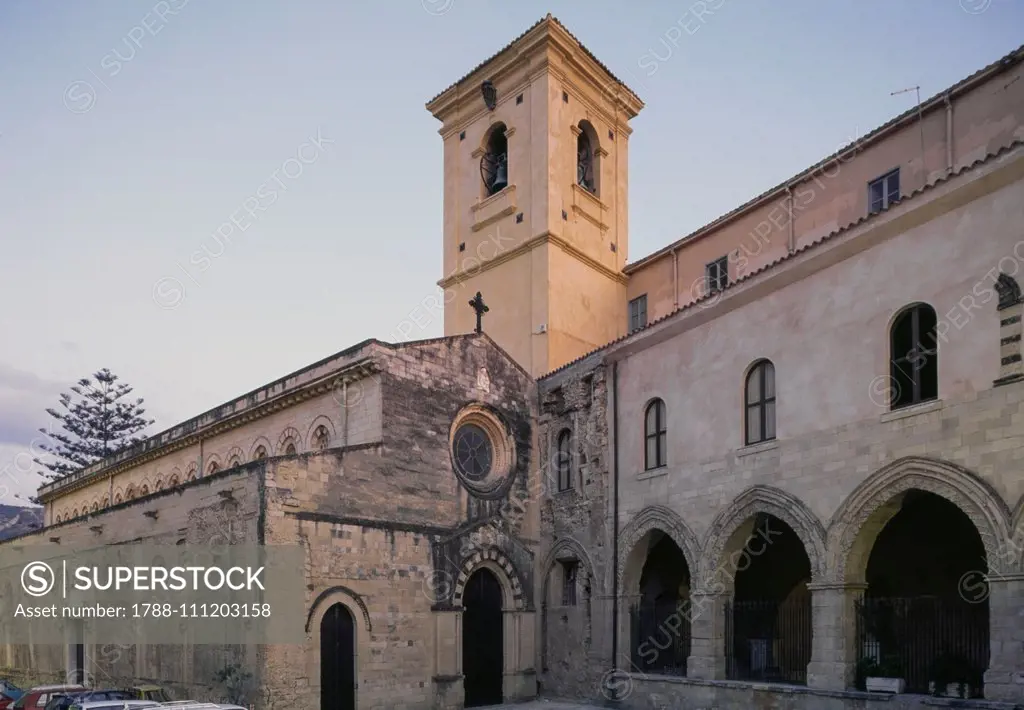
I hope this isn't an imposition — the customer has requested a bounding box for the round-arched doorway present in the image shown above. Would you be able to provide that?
[320,603,356,710]
[462,568,504,707]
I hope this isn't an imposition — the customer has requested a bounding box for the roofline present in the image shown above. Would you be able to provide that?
[425,14,642,119]
[623,43,1024,274]
[541,138,1024,380]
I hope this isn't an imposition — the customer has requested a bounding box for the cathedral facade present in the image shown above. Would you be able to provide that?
[4,15,1024,710]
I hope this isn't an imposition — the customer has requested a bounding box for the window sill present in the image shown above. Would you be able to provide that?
[637,466,668,481]
[736,439,779,458]
[470,184,516,233]
[879,398,943,423]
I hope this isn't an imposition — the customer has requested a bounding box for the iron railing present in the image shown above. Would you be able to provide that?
[725,599,811,685]
[854,596,988,696]
[630,599,691,676]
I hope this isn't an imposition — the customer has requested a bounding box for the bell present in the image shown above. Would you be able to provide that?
[491,158,507,192]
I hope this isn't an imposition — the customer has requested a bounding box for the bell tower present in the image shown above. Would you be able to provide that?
[427,15,643,377]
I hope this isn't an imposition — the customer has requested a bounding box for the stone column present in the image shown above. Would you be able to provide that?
[983,573,1024,703]
[431,610,464,710]
[805,582,866,691]
[686,590,729,680]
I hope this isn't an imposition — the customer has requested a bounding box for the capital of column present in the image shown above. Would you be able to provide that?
[985,572,1024,583]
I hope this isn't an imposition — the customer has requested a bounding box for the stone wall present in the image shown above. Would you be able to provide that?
[534,148,1024,706]
[0,464,262,703]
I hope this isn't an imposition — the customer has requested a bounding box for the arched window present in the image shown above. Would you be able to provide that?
[556,429,573,492]
[576,121,599,195]
[644,399,667,470]
[168,474,181,487]
[284,441,297,456]
[745,360,776,445]
[480,123,508,197]
[890,303,938,410]
[139,484,149,496]
[313,425,330,451]
[254,445,268,460]
[227,456,241,468]
[207,461,220,475]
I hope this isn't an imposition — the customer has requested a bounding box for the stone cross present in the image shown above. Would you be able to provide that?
[469,291,489,334]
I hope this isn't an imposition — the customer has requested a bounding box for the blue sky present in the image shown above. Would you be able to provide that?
[1,0,1021,503]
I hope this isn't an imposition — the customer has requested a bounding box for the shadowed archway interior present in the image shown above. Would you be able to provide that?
[321,603,356,710]
[857,490,989,696]
[463,568,504,707]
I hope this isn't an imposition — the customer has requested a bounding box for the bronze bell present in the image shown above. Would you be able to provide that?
[491,154,507,192]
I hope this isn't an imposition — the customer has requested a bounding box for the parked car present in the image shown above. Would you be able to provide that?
[10,686,85,710]
[0,691,22,710]
[70,702,159,710]
[0,683,21,697]
[45,690,134,710]
[117,689,171,704]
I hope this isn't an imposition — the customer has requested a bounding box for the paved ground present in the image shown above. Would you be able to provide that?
[480,702,606,709]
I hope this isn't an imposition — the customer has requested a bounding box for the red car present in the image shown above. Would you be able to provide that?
[10,687,85,710]
[0,691,20,710]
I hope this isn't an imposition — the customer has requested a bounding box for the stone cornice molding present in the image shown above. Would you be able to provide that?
[38,358,379,502]
[437,230,627,289]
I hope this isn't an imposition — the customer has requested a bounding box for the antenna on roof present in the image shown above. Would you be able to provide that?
[891,85,926,182]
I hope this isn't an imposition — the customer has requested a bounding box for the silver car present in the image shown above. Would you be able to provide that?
[69,702,160,710]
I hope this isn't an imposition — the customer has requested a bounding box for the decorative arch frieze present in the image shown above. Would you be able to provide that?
[278,427,302,455]
[616,505,702,594]
[224,447,245,468]
[701,486,827,588]
[306,416,336,450]
[205,454,222,476]
[182,463,196,483]
[249,437,273,461]
[827,456,1013,583]
[452,547,525,610]
[304,585,372,633]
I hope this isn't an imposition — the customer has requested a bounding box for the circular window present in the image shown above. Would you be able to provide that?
[453,423,493,480]
[449,404,516,498]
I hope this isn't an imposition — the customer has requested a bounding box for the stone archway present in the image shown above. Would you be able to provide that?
[689,487,825,683]
[539,538,595,681]
[701,486,827,591]
[823,457,1014,698]
[435,548,536,706]
[320,603,356,710]
[463,567,504,707]
[306,588,370,710]
[827,457,1010,584]
[617,506,701,677]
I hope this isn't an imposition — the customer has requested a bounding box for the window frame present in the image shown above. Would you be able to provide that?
[889,303,938,410]
[868,168,900,214]
[643,398,667,470]
[556,428,573,492]
[561,560,578,606]
[629,294,648,333]
[744,360,776,446]
[706,256,729,293]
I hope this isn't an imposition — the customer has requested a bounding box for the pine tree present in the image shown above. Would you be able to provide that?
[34,368,155,480]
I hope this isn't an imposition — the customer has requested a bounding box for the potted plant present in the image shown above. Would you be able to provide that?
[864,654,905,694]
[929,653,982,699]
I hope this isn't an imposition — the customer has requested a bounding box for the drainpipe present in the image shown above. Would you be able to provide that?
[198,437,204,478]
[341,380,349,447]
[786,186,795,253]
[944,93,954,175]
[671,248,679,308]
[610,361,621,695]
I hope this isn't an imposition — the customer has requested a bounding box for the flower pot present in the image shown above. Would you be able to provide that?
[866,676,905,694]
[928,681,971,698]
